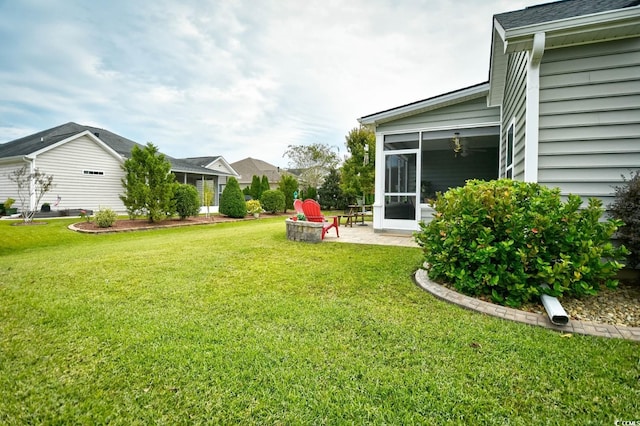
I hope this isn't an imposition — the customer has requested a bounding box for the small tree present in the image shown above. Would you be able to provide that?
[341,127,376,204]
[249,175,263,200]
[278,174,299,213]
[283,143,340,191]
[261,175,270,194]
[261,190,285,214]
[219,177,247,218]
[318,168,344,210]
[202,182,214,218]
[174,184,201,220]
[120,143,177,222]
[304,187,318,201]
[8,165,54,223]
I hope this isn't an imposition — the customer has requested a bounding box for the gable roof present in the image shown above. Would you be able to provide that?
[359,82,491,126]
[0,122,224,177]
[494,0,639,30]
[489,0,640,106]
[0,122,138,159]
[183,156,221,167]
[183,156,238,177]
[230,157,282,184]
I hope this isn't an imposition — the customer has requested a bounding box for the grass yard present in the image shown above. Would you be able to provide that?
[0,218,638,424]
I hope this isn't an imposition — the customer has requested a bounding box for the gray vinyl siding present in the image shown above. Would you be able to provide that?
[377,96,499,134]
[35,135,126,211]
[538,37,640,207]
[501,51,528,180]
[0,160,26,207]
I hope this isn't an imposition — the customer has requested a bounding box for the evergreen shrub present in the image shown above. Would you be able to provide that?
[94,207,118,228]
[174,184,200,219]
[261,190,285,213]
[610,171,640,269]
[219,177,247,218]
[415,179,627,307]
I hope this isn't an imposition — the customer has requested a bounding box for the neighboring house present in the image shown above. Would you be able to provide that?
[182,156,239,206]
[230,157,284,190]
[359,0,640,232]
[0,122,235,213]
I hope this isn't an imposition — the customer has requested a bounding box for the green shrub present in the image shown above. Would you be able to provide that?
[246,199,262,215]
[415,179,627,307]
[610,171,640,269]
[304,187,317,201]
[219,177,247,218]
[174,184,201,220]
[278,174,299,213]
[261,190,285,214]
[94,207,118,228]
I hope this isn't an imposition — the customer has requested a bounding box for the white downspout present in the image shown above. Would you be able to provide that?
[27,157,37,213]
[524,32,545,183]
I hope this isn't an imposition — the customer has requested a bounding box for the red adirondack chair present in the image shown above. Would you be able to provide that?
[301,199,339,240]
[294,199,304,215]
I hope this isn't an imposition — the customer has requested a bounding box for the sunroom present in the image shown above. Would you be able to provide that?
[359,82,501,232]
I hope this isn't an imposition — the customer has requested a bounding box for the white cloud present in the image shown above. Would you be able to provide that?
[0,0,546,166]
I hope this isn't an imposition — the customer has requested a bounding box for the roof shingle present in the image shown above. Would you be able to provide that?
[494,0,640,30]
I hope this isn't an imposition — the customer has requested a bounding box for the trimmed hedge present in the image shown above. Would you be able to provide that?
[260,190,285,214]
[415,179,627,307]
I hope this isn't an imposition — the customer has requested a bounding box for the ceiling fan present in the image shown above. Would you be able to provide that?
[450,132,486,157]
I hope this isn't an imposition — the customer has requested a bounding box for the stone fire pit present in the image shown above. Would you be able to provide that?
[285,218,323,243]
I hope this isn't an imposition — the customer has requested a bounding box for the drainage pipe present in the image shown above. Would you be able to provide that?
[540,284,569,326]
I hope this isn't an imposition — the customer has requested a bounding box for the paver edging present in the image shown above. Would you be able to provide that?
[414,268,640,342]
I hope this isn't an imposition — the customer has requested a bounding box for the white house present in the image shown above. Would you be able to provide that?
[359,0,640,232]
[0,122,238,214]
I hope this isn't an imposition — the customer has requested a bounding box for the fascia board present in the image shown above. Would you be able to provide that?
[488,21,508,107]
[209,157,240,176]
[502,7,640,53]
[27,130,125,163]
[0,155,28,165]
[359,83,490,126]
[170,166,224,176]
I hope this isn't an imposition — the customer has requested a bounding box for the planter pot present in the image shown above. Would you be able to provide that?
[286,218,323,243]
[253,213,260,218]
[41,205,51,212]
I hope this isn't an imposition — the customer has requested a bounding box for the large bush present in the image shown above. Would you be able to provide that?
[610,171,640,269]
[415,179,627,307]
[174,184,200,220]
[219,177,247,218]
[260,190,285,214]
[120,143,177,222]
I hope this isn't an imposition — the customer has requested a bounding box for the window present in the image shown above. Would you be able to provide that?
[384,133,419,151]
[83,170,104,175]
[505,120,514,179]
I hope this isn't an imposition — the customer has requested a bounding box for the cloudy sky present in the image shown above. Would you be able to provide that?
[0,0,547,167]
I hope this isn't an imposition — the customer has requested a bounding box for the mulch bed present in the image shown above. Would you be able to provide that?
[72,213,290,232]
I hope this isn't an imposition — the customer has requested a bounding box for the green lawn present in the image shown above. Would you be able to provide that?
[0,218,638,424]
